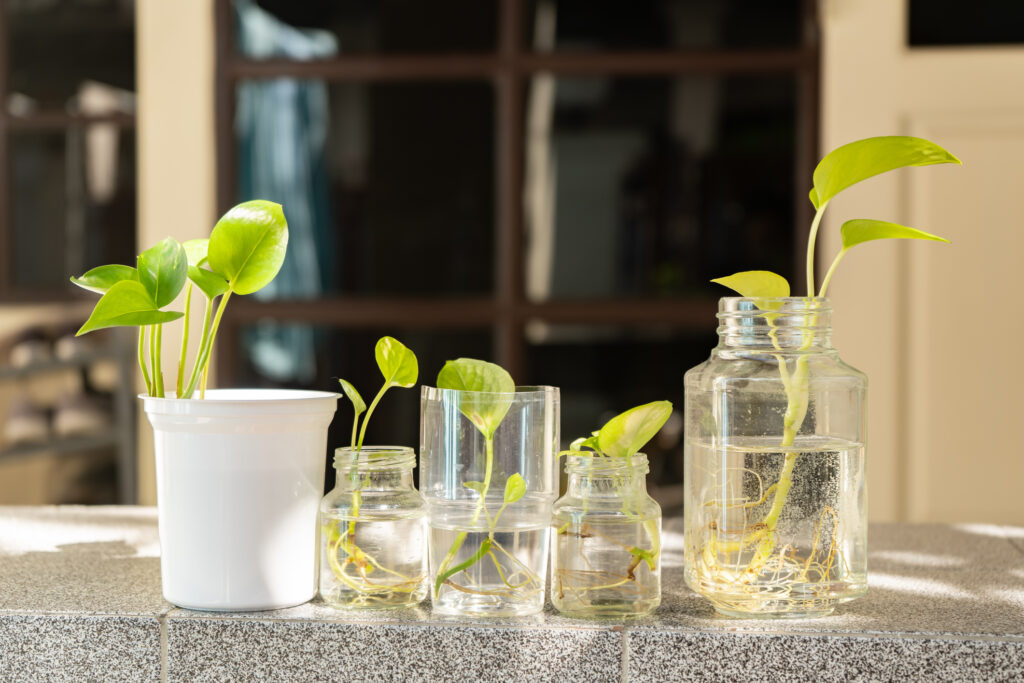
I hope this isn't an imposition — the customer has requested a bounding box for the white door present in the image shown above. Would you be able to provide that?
[820,0,1024,522]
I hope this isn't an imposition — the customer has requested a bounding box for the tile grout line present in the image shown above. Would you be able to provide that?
[620,627,630,683]
[160,615,168,683]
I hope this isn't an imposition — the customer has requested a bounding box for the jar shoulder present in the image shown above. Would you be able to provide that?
[321,487,425,514]
[553,493,661,519]
[685,352,866,388]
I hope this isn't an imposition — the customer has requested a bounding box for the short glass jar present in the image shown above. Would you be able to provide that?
[551,454,662,617]
[684,298,867,618]
[318,446,427,609]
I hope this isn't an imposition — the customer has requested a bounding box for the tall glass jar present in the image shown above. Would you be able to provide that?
[319,446,427,609]
[420,386,559,617]
[684,298,867,618]
[551,454,662,617]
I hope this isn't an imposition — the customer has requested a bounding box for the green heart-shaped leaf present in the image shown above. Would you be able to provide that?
[338,378,366,416]
[375,336,418,389]
[182,238,210,267]
[436,358,515,440]
[841,219,950,249]
[137,237,188,308]
[503,473,526,505]
[597,400,673,459]
[187,265,230,299]
[207,200,288,295]
[810,136,961,209]
[70,265,139,294]
[711,271,790,299]
[464,481,486,496]
[77,280,183,336]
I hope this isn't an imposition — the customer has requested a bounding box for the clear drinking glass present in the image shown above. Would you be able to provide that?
[420,385,559,617]
[684,298,867,618]
[319,446,427,609]
[551,454,662,617]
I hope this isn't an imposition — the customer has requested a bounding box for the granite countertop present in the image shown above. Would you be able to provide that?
[1,507,1023,682]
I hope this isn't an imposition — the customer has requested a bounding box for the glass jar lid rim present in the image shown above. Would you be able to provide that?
[422,384,558,398]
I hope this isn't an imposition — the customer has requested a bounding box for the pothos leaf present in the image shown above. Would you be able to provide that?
[70,264,139,294]
[840,219,950,249]
[182,238,210,267]
[810,136,961,209]
[76,280,183,336]
[503,473,526,505]
[464,481,486,496]
[597,401,674,459]
[375,336,418,388]
[187,264,230,299]
[436,358,515,440]
[711,271,790,299]
[207,199,288,295]
[338,378,366,416]
[136,237,188,308]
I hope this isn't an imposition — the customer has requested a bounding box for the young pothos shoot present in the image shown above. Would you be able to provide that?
[70,200,288,400]
[560,401,672,575]
[711,135,959,573]
[431,358,529,597]
[328,336,418,589]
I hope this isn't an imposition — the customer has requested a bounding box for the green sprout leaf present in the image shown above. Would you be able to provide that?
[436,358,515,440]
[711,271,790,299]
[182,239,210,267]
[137,237,188,308]
[597,400,674,459]
[70,264,139,294]
[375,336,418,389]
[810,136,961,209]
[503,473,526,505]
[840,219,950,249]
[464,481,486,496]
[338,379,366,416]
[187,264,230,299]
[207,199,288,295]
[76,280,183,336]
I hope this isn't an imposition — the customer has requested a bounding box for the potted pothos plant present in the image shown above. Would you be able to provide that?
[683,136,959,617]
[72,200,339,611]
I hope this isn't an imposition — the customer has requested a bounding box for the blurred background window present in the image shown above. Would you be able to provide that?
[0,0,138,504]
[217,0,818,511]
[909,0,1024,46]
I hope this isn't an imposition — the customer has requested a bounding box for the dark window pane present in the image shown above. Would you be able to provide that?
[524,0,802,52]
[523,75,795,300]
[525,323,712,512]
[236,80,494,297]
[234,324,493,491]
[9,131,136,293]
[237,0,497,57]
[910,0,1024,46]
[8,0,134,109]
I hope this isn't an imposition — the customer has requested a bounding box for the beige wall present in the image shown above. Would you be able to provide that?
[135,0,217,504]
[821,0,1024,523]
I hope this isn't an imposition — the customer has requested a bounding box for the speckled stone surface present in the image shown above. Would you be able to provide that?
[2,506,1024,682]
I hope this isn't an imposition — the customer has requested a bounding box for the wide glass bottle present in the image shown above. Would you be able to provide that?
[551,454,662,617]
[684,297,867,618]
[319,446,427,609]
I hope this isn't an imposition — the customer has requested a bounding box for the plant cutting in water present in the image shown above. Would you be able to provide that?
[324,336,422,605]
[431,358,536,601]
[702,135,959,607]
[70,200,288,399]
[553,401,671,615]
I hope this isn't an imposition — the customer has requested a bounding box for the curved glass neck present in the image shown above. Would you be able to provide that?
[713,297,833,357]
[333,446,416,491]
[564,454,649,498]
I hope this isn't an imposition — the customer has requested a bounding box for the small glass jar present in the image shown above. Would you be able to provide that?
[551,454,662,617]
[684,298,867,618]
[318,446,427,609]
[420,386,559,617]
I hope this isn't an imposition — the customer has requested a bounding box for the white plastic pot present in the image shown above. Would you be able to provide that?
[143,389,338,611]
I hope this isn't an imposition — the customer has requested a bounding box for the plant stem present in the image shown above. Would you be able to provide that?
[805,204,827,296]
[176,282,193,397]
[183,291,231,399]
[817,248,848,298]
[182,295,213,399]
[155,324,165,397]
[138,327,152,396]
